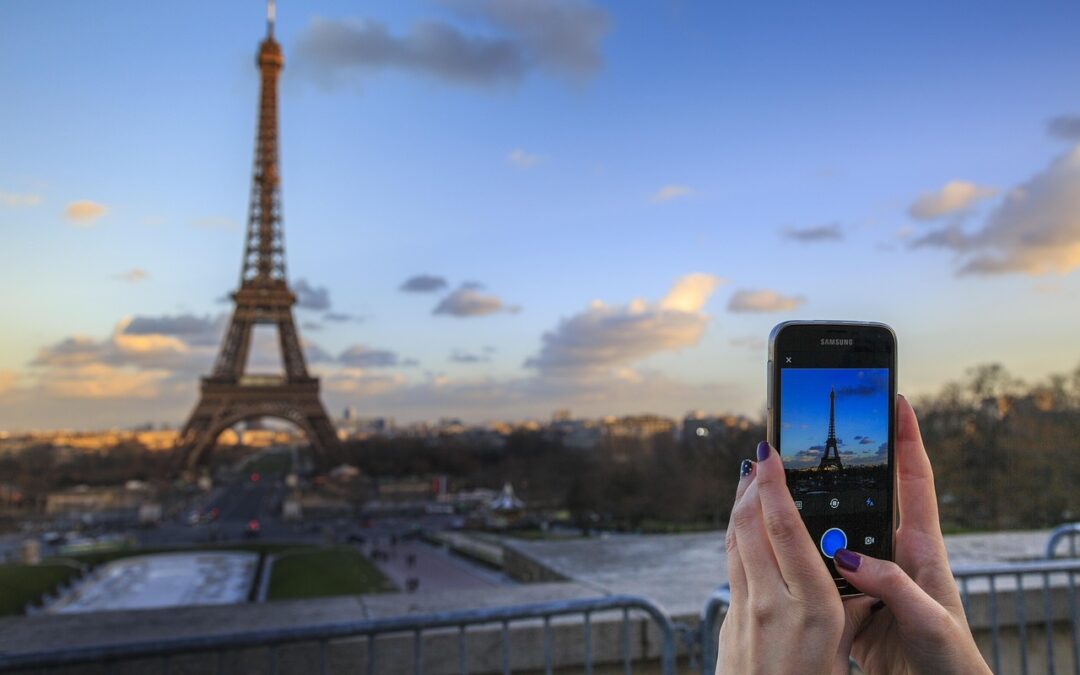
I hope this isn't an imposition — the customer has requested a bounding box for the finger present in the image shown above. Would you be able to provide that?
[895,395,942,536]
[832,548,947,632]
[754,441,835,596]
[724,459,755,601]
[731,475,785,597]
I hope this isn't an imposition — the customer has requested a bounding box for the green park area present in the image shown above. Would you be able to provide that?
[267,546,395,600]
[0,563,81,616]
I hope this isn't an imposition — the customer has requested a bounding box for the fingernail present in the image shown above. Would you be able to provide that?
[756,441,771,462]
[739,459,753,477]
[834,549,861,571]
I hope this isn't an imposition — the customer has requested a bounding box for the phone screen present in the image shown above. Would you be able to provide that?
[770,323,896,595]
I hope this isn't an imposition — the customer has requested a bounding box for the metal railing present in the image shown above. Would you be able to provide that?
[1046,523,1080,560]
[0,594,679,675]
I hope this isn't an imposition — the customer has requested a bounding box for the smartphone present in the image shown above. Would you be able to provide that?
[767,321,897,596]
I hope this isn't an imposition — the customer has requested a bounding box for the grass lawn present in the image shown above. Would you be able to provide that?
[0,563,81,616]
[267,547,395,600]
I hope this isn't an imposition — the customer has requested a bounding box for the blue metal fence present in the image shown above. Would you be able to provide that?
[0,594,679,675]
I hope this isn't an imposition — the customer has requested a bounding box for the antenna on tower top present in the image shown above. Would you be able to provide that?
[267,0,276,37]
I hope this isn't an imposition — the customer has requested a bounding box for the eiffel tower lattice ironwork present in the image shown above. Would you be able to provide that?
[818,387,844,470]
[176,2,340,470]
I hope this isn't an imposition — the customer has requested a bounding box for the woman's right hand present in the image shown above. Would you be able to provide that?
[834,395,991,675]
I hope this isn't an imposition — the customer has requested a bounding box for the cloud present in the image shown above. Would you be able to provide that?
[303,341,335,363]
[0,370,17,396]
[39,363,171,400]
[302,321,323,332]
[0,191,41,208]
[508,149,540,168]
[293,278,332,311]
[294,0,607,88]
[782,223,844,242]
[525,273,722,377]
[191,216,239,229]
[124,314,226,347]
[115,267,149,283]
[400,274,449,293]
[450,349,490,364]
[339,344,417,368]
[914,145,1080,275]
[727,289,805,313]
[1047,115,1080,141]
[650,185,693,203]
[64,200,107,225]
[323,312,361,323]
[434,286,520,317]
[859,437,875,445]
[907,180,997,221]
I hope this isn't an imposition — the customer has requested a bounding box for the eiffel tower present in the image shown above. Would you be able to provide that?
[175,1,340,471]
[818,387,844,470]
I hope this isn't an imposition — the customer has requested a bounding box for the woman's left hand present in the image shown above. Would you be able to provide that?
[716,442,849,674]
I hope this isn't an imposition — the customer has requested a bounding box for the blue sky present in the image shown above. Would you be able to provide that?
[3,1,1080,429]
[780,368,889,468]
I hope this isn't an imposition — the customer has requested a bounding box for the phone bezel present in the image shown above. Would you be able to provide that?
[767,320,898,598]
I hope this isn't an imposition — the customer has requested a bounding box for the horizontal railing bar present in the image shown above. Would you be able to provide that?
[0,594,674,671]
[953,559,1080,578]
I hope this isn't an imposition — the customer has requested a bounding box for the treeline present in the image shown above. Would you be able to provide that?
[339,363,1080,533]
[917,363,1080,531]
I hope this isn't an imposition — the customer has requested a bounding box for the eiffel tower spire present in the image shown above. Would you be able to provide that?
[176,2,340,471]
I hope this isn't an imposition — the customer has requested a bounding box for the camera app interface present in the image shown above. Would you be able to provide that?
[779,367,891,578]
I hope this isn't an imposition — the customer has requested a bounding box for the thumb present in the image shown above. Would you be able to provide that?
[833,549,942,629]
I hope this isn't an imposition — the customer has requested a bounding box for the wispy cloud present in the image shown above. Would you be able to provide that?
[650,184,693,203]
[1047,115,1080,141]
[727,289,805,313]
[339,344,418,368]
[508,148,540,168]
[781,223,844,242]
[0,191,42,208]
[64,200,107,226]
[907,180,996,221]
[434,285,520,317]
[400,274,449,293]
[191,216,239,229]
[295,0,608,89]
[293,279,332,311]
[114,267,149,283]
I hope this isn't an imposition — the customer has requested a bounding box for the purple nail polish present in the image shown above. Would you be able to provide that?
[739,459,753,477]
[834,549,861,571]
[756,441,771,462]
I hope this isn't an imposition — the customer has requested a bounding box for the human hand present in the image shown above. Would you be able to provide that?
[834,395,990,675]
[716,442,848,675]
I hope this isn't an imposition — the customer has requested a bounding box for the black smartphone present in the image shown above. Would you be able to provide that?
[767,321,897,596]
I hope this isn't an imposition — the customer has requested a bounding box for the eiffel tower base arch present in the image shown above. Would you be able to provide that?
[176,378,340,472]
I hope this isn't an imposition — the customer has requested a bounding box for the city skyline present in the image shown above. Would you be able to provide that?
[4,1,1080,430]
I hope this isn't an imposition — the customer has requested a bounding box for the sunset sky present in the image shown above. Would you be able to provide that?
[3,0,1080,429]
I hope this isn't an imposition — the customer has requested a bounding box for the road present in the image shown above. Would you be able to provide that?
[362,537,510,593]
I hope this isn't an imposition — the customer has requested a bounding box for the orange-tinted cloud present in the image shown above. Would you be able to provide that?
[64,200,108,225]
